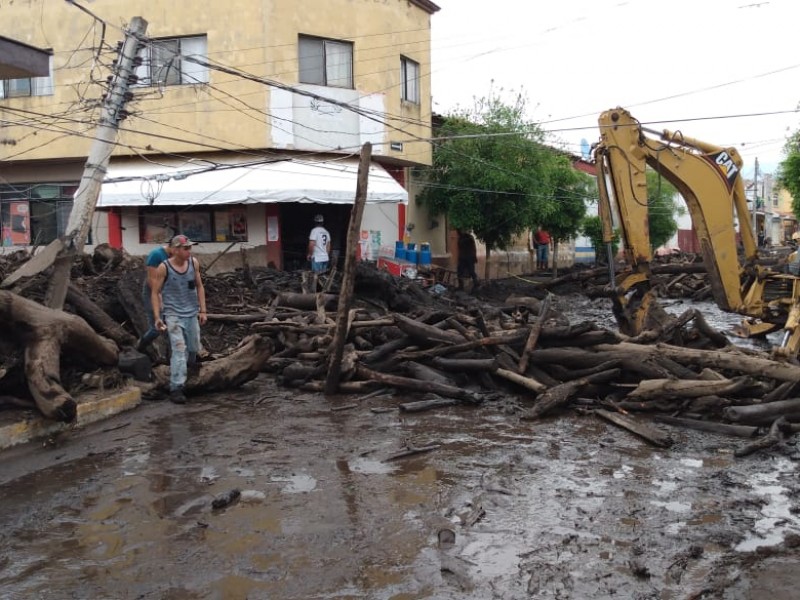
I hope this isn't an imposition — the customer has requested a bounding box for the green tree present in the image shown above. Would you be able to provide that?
[646,170,682,250]
[416,92,565,278]
[581,215,618,264]
[778,130,800,218]
[539,160,591,275]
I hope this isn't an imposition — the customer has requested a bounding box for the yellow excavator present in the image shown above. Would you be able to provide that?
[593,107,800,355]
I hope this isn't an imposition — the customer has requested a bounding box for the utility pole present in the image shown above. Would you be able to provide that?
[42,16,148,308]
[752,157,759,240]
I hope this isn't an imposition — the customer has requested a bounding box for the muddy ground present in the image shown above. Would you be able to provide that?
[2,259,800,599]
[3,317,800,598]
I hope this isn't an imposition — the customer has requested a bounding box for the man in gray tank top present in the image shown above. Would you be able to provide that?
[150,235,208,404]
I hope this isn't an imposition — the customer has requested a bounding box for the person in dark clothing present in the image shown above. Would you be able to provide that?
[456,229,479,291]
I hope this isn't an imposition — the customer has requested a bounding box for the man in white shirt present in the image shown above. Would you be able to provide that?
[307,214,332,273]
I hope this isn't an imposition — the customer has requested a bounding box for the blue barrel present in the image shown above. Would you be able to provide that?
[419,243,431,267]
[395,240,405,259]
[406,248,418,265]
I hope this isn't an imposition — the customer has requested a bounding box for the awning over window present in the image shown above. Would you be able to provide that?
[98,158,408,207]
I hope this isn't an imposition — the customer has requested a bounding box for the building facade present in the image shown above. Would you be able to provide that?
[0,0,440,271]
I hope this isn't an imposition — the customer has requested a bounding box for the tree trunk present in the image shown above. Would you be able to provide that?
[0,290,118,421]
[67,282,136,347]
[151,334,273,394]
[723,398,800,425]
[595,342,800,383]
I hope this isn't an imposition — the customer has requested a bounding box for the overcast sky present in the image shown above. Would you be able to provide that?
[430,0,799,176]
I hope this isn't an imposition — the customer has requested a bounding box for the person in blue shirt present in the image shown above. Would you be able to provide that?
[136,239,176,352]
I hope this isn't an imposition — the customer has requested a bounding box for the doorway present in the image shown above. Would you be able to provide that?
[279,204,352,271]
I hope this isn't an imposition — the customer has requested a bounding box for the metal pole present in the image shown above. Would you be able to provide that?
[752,157,759,240]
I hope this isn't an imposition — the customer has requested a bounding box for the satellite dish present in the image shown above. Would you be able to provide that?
[580,139,591,160]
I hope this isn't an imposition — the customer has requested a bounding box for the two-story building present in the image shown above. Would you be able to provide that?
[0,0,441,272]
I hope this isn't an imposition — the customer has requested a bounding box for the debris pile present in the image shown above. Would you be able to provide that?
[2,247,800,458]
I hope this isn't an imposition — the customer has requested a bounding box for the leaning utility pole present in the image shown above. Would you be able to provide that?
[41,17,147,308]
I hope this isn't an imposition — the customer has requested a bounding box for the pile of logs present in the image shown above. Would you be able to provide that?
[4,246,800,459]
[244,285,800,458]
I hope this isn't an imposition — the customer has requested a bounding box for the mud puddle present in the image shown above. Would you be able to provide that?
[2,370,800,599]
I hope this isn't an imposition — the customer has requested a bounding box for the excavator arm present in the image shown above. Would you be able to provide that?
[595,107,800,354]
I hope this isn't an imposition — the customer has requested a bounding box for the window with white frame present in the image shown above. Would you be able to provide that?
[0,56,54,99]
[400,56,420,104]
[135,35,209,87]
[298,35,353,88]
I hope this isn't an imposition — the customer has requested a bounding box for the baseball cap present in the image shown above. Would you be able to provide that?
[169,234,196,248]
[314,214,324,223]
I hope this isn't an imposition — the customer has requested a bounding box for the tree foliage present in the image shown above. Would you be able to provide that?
[581,215,618,264]
[778,131,800,218]
[540,159,590,244]
[416,92,585,273]
[646,169,683,250]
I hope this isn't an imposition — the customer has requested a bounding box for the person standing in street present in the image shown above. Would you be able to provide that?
[136,239,175,352]
[456,229,479,291]
[307,214,331,273]
[150,235,207,404]
[533,226,551,271]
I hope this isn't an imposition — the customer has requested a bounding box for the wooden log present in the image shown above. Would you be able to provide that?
[394,313,464,345]
[522,368,621,419]
[66,282,136,347]
[525,347,615,367]
[627,376,750,402]
[541,322,596,340]
[542,330,621,348]
[405,361,458,387]
[276,292,337,310]
[594,342,800,383]
[735,417,792,457]
[399,397,459,412]
[356,364,483,403]
[654,415,758,438]
[764,381,800,403]
[282,363,326,383]
[518,293,551,373]
[595,408,673,448]
[430,357,497,372]
[397,331,529,361]
[494,368,547,394]
[723,398,800,425]
[653,356,700,380]
[0,290,118,421]
[152,334,273,394]
[206,313,270,323]
[526,364,561,387]
[546,359,621,382]
[362,335,409,364]
[301,380,381,393]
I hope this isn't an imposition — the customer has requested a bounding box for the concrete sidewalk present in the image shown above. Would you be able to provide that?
[0,386,142,451]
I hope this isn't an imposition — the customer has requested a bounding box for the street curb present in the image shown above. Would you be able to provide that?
[0,386,142,451]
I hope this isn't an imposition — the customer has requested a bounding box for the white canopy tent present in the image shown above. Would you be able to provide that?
[98,157,408,207]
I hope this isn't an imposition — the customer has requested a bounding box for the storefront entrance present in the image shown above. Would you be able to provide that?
[279,204,352,271]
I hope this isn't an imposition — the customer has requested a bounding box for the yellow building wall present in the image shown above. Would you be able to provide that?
[0,0,433,167]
